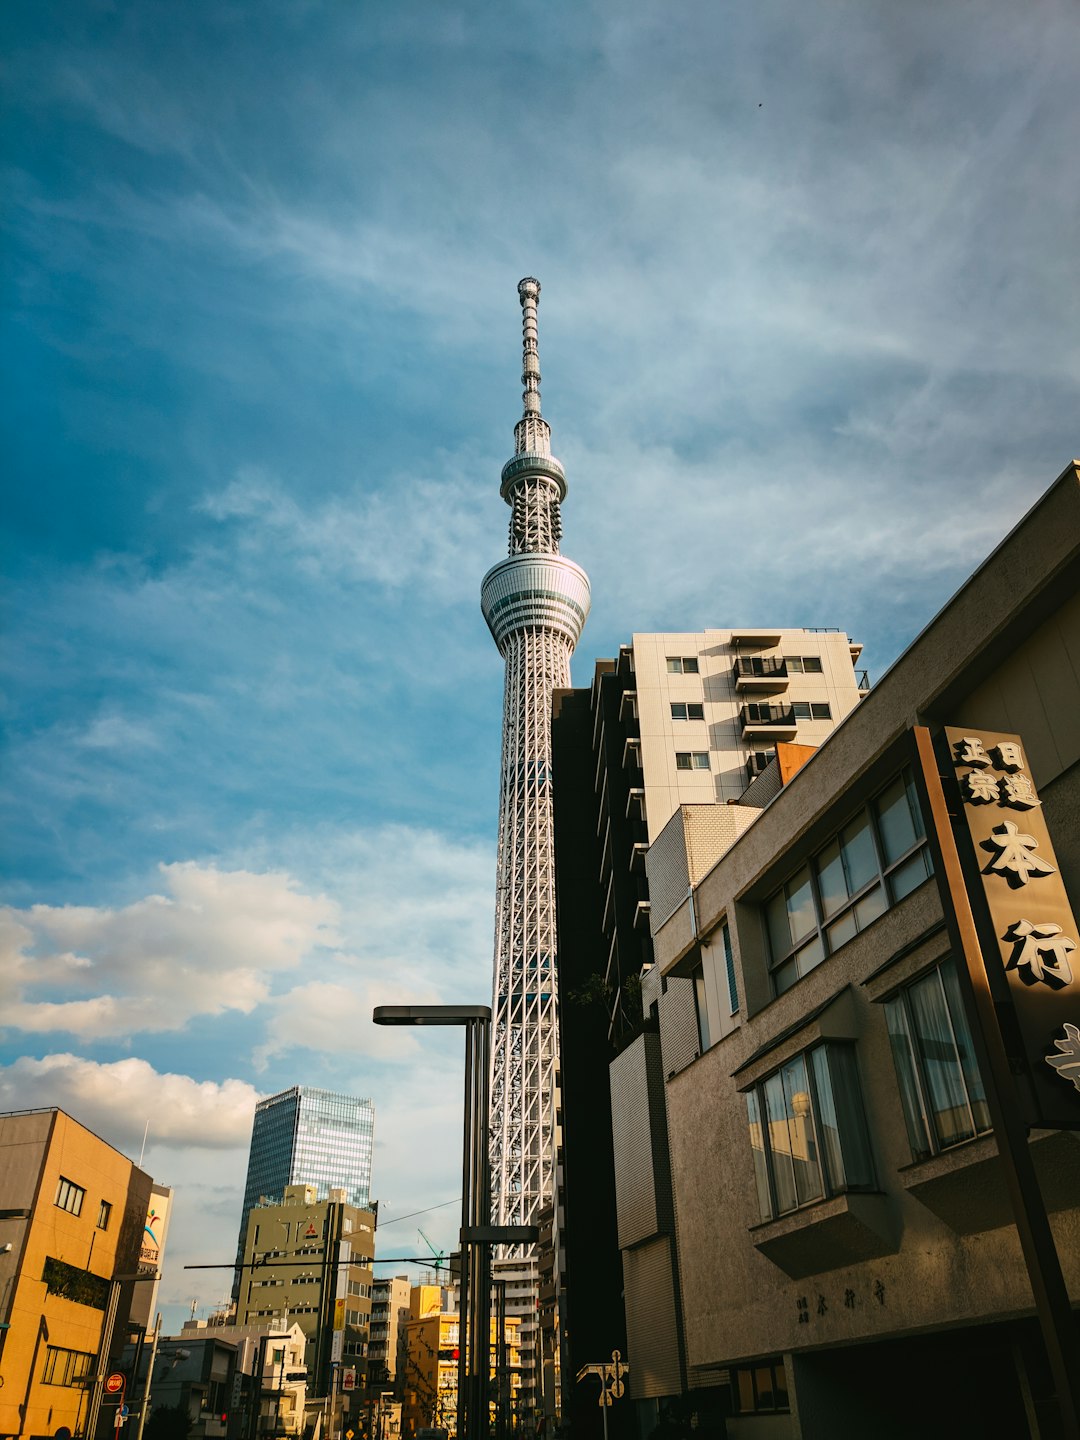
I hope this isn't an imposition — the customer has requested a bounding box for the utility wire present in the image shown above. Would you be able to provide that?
[376,1198,460,1227]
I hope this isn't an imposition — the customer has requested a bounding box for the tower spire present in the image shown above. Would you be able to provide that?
[514,277,551,458]
[480,284,591,1386]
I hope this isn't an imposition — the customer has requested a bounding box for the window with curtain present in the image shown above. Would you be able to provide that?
[745,1043,875,1222]
[884,959,991,1160]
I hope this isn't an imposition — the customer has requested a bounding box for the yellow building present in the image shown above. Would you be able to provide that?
[401,1287,520,1440]
[0,1108,156,1440]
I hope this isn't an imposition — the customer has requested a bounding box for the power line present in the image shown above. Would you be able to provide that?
[376,1198,460,1227]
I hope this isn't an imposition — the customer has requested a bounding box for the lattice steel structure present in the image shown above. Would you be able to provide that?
[481,279,591,1233]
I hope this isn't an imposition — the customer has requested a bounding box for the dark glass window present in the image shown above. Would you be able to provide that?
[745,1043,875,1221]
[765,767,932,993]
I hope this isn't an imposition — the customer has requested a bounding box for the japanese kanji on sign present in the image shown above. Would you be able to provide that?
[944,726,1080,1129]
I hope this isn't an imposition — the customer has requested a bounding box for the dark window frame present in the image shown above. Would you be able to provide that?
[732,1358,790,1414]
[745,1041,876,1223]
[764,767,933,994]
[883,958,992,1161]
[55,1177,85,1217]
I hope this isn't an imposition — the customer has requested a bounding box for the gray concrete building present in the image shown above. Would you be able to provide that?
[643,461,1080,1437]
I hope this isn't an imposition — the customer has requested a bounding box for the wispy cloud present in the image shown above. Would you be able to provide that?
[2,863,339,1038]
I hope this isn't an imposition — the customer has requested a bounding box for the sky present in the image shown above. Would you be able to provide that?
[2,0,1079,1331]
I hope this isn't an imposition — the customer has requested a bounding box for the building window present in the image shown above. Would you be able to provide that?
[765,767,932,993]
[733,1358,790,1414]
[54,1178,85,1217]
[721,920,739,1015]
[670,702,704,721]
[97,1200,112,1231]
[42,1347,94,1386]
[690,963,712,1054]
[666,656,699,674]
[675,752,710,770]
[792,701,832,720]
[785,656,823,674]
[884,959,991,1160]
[745,1043,875,1222]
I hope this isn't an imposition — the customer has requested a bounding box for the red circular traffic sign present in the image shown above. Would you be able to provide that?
[105,1375,125,1396]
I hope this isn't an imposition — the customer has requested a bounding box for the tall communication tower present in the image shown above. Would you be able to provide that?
[481,279,591,1235]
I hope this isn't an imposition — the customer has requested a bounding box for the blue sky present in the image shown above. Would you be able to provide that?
[3,0,1079,1327]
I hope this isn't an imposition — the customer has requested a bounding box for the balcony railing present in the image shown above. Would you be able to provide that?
[734,656,789,690]
[740,704,797,735]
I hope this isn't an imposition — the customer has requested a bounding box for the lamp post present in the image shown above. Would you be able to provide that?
[372,1005,492,1440]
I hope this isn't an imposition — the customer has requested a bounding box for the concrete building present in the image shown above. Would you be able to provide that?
[369,1275,411,1395]
[480,280,592,1415]
[235,1184,375,1401]
[550,630,867,1434]
[172,1321,307,1440]
[639,461,1080,1437]
[237,1088,375,1271]
[0,1108,157,1440]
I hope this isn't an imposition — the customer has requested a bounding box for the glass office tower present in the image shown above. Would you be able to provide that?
[236,1086,375,1258]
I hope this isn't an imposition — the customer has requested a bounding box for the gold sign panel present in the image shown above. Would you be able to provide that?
[944,727,1080,1129]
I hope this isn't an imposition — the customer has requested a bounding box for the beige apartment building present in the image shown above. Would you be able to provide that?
[551,626,869,1438]
[235,1184,374,1402]
[0,1108,156,1440]
[640,461,1080,1437]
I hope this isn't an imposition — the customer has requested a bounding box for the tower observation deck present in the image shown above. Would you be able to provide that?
[481,280,591,1239]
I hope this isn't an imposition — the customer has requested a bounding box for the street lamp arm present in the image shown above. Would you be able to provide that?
[373,1005,491,1026]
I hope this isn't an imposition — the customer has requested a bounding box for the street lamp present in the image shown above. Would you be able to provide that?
[372,1006,492,1440]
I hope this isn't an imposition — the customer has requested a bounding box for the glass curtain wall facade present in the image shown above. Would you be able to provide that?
[237,1087,375,1259]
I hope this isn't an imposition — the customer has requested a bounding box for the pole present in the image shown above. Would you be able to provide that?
[134,1314,161,1440]
[464,1016,492,1440]
[85,1279,122,1440]
[459,1023,473,1440]
[914,727,1080,1438]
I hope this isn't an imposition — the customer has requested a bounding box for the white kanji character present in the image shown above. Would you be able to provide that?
[981,821,1056,887]
[998,773,1040,810]
[1046,1023,1080,1094]
[990,742,1025,773]
[1003,920,1075,989]
[961,770,999,804]
[954,736,991,767]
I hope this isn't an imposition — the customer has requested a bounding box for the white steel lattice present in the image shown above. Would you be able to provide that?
[480,279,590,1240]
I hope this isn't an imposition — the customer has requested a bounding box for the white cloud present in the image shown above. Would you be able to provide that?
[0,1053,259,1150]
[201,463,494,606]
[1,863,340,1038]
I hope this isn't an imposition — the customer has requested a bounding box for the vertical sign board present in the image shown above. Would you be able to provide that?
[943,727,1080,1129]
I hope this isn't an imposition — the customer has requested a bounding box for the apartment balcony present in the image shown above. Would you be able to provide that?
[626,788,646,822]
[734,656,789,692]
[856,668,870,693]
[630,841,649,874]
[618,689,638,724]
[740,704,798,737]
